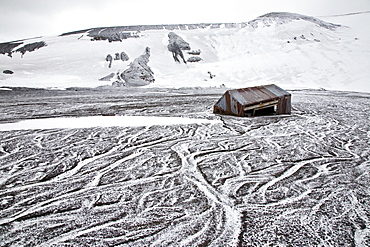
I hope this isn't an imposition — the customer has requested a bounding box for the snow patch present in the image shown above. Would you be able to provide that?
[0,115,221,131]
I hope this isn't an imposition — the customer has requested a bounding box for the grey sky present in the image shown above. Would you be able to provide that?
[1,0,369,42]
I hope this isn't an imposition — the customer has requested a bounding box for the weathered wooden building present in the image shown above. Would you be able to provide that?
[213,84,291,117]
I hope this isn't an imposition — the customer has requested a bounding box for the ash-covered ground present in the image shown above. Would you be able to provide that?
[0,88,369,246]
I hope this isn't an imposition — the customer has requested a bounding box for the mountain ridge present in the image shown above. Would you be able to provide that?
[0,12,343,44]
[59,12,342,40]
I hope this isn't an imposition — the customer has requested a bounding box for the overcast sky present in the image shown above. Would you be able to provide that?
[1,0,369,42]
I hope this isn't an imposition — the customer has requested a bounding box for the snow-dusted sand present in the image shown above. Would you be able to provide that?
[0,88,369,246]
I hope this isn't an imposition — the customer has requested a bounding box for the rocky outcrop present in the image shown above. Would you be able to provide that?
[3,70,14,74]
[0,41,47,58]
[106,51,129,68]
[167,32,190,63]
[120,51,129,61]
[106,54,113,68]
[187,56,202,63]
[15,41,47,57]
[0,42,23,57]
[188,49,201,55]
[88,28,140,42]
[168,32,190,50]
[118,47,154,86]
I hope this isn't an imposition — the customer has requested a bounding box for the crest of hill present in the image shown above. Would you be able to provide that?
[247,12,342,30]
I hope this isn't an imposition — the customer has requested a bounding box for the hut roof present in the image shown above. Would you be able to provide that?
[227,84,290,107]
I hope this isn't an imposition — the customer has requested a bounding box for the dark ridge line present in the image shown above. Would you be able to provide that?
[60,11,344,38]
[60,22,245,37]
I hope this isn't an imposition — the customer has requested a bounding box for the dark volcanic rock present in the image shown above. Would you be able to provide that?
[119,47,154,86]
[187,56,202,63]
[106,54,113,68]
[15,41,47,57]
[0,40,46,58]
[168,32,190,50]
[167,32,190,63]
[88,28,140,42]
[188,49,201,55]
[105,52,128,69]
[3,70,14,74]
[0,42,23,57]
[120,51,129,61]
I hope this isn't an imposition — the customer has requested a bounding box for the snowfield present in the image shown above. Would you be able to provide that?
[1,12,370,92]
[0,88,369,246]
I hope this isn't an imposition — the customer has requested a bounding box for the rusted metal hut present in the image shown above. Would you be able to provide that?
[213,84,291,117]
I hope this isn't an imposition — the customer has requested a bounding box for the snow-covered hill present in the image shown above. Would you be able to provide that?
[0,12,369,92]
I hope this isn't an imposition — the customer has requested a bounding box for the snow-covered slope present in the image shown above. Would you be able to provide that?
[0,12,369,92]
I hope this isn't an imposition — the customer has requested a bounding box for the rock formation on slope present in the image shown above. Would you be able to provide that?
[106,54,113,68]
[118,47,154,86]
[15,41,47,57]
[120,51,129,61]
[0,41,47,57]
[105,51,129,68]
[187,56,202,63]
[167,32,190,63]
[88,28,140,42]
[114,51,130,62]
[0,42,23,57]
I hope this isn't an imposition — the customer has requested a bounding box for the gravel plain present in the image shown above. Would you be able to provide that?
[0,88,369,246]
